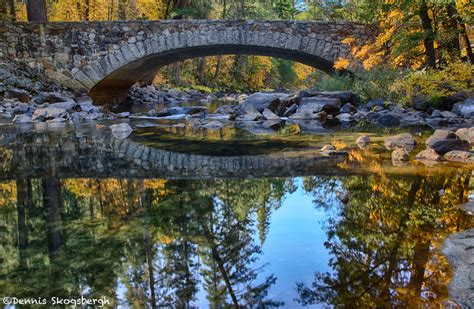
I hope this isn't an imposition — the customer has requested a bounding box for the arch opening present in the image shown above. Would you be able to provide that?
[89,45,338,104]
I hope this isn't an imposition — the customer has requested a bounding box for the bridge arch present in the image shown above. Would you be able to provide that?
[0,20,375,104]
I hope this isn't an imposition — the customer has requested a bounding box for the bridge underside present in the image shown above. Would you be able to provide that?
[89,45,336,105]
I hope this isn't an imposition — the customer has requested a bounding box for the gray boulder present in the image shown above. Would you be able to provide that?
[384,133,416,151]
[456,127,474,144]
[426,129,457,148]
[341,103,356,114]
[49,101,81,113]
[392,148,410,161]
[262,108,280,120]
[156,106,207,117]
[7,88,29,103]
[415,149,442,162]
[377,113,401,127]
[444,151,474,164]
[430,139,470,155]
[297,97,341,115]
[300,90,357,105]
[235,105,262,121]
[32,107,69,122]
[452,98,474,118]
[214,105,237,115]
[32,92,72,104]
[239,92,285,114]
[289,111,326,121]
[12,114,33,124]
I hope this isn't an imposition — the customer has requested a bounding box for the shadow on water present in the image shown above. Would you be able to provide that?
[0,124,473,307]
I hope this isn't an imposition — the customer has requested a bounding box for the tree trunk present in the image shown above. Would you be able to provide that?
[174,62,181,86]
[418,0,436,68]
[213,57,222,86]
[42,178,62,257]
[26,0,47,22]
[198,57,207,85]
[118,0,126,20]
[1,0,7,16]
[8,0,14,20]
[85,0,90,21]
[444,2,460,57]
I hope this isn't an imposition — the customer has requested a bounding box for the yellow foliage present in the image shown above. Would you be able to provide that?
[333,57,350,70]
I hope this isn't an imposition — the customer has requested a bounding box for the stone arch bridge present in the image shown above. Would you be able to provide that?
[0,20,375,104]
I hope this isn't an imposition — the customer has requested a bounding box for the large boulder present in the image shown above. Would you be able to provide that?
[239,92,286,114]
[415,149,442,162]
[340,103,356,114]
[12,114,33,124]
[289,111,326,121]
[49,101,82,113]
[297,97,341,115]
[412,96,430,112]
[156,106,207,117]
[377,113,401,127]
[32,92,73,104]
[262,108,280,120]
[392,148,410,161]
[235,105,262,121]
[443,151,474,164]
[456,127,474,145]
[429,139,470,155]
[214,105,237,115]
[32,107,69,122]
[425,129,457,148]
[384,133,417,151]
[452,98,474,118]
[300,90,357,105]
[6,88,29,103]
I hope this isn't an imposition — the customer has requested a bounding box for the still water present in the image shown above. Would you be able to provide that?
[0,120,472,308]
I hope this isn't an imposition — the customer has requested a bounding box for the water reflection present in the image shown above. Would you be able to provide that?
[0,171,472,307]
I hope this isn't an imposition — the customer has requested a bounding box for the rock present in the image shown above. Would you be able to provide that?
[340,103,356,114]
[110,123,133,139]
[431,110,441,118]
[452,98,474,118]
[377,113,401,127]
[456,127,474,144]
[235,105,262,121]
[300,90,357,105]
[289,111,326,120]
[392,148,410,161]
[283,104,298,117]
[335,113,353,122]
[49,101,81,112]
[440,111,458,118]
[443,151,474,164]
[239,92,285,113]
[427,117,450,128]
[156,106,207,117]
[430,139,470,155]
[297,97,341,115]
[6,88,29,103]
[367,99,385,109]
[32,107,69,122]
[12,114,33,124]
[116,112,130,118]
[32,92,72,104]
[262,108,280,120]
[426,129,457,148]
[356,135,371,149]
[214,105,237,115]
[412,96,430,111]
[47,117,67,123]
[416,149,442,162]
[147,109,157,116]
[384,133,416,151]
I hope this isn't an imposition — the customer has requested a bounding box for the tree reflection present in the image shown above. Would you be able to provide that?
[0,177,289,308]
[298,172,473,307]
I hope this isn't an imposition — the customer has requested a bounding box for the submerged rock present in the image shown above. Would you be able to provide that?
[355,135,371,149]
[110,123,133,139]
[384,133,416,151]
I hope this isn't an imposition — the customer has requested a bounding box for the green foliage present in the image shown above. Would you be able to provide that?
[313,73,355,92]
